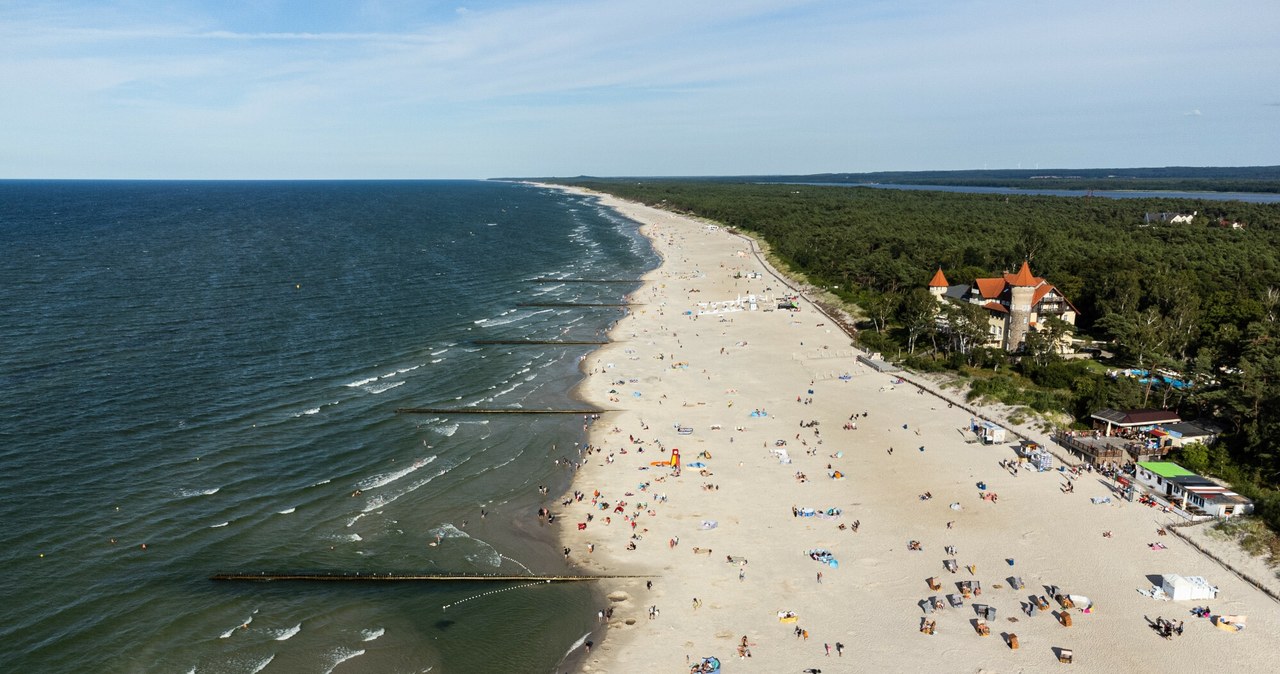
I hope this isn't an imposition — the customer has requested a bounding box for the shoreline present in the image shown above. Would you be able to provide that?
[537,183,1280,673]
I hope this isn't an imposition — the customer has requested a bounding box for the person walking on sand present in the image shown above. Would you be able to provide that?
[825,643,831,656]
[817,571,823,583]
[836,642,844,656]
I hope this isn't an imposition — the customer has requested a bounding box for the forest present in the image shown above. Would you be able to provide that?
[558,179,1280,532]
[569,165,1280,194]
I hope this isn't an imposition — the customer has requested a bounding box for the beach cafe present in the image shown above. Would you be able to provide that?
[1135,461,1254,519]
[1090,408,1181,436]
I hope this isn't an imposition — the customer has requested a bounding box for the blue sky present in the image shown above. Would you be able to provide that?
[1,0,1277,178]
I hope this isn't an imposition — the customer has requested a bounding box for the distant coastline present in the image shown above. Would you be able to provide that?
[761,181,1280,203]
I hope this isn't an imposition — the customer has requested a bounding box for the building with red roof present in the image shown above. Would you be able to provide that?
[928,261,1077,352]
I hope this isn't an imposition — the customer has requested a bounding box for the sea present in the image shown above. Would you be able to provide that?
[0,180,658,674]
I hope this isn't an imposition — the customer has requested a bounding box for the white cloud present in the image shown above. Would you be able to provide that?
[0,0,1278,177]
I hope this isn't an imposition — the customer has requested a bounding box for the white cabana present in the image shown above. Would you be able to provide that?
[1161,574,1217,601]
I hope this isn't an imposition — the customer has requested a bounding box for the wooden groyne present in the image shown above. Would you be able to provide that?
[396,408,604,415]
[473,339,609,345]
[515,302,637,307]
[528,278,642,283]
[211,572,649,583]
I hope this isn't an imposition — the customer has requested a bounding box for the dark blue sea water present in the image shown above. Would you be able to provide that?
[0,180,657,673]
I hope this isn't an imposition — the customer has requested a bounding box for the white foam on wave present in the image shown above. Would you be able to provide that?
[248,654,275,674]
[429,523,502,567]
[427,523,471,541]
[210,521,230,528]
[328,532,363,542]
[432,424,458,437]
[365,381,405,394]
[430,349,449,356]
[346,376,378,388]
[220,610,257,638]
[564,632,590,659]
[361,462,456,513]
[277,507,296,515]
[355,455,437,490]
[176,487,219,498]
[475,311,529,327]
[274,623,301,641]
[346,512,367,528]
[397,365,421,374]
[320,648,365,674]
[361,627,385,642]
[294,407,321,417]
[430,358,444,364]
[312,478,332,486]
[489,381,524,400]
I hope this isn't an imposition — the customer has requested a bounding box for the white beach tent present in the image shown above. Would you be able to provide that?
[1161,574,1217,601]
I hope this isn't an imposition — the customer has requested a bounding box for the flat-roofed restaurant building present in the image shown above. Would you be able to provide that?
[1090,408,1181,436]
[1157,421,1223,448]
[1136,461,1254,519]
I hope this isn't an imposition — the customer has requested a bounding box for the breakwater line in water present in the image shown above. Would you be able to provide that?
[472,339,610,345]
[527,278,643,283]
[211,573,651,582]
[395,407,607,415]
[515,302,638,307]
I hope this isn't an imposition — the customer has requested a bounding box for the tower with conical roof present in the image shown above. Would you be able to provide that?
[927,267,949,301]
[1005,260,1037,351]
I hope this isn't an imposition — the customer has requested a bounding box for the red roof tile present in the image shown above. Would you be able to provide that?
[928,268,949,287]
[1009,261,1038,287]
[974,277,1006,299]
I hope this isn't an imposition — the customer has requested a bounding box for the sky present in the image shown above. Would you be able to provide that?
[1,0,1278,179]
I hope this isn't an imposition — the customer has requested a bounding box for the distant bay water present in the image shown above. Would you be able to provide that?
[768,181,1280,203]
[0,180,657,673]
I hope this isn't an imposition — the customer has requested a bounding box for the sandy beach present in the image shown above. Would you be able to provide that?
[543,184,1280,673]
